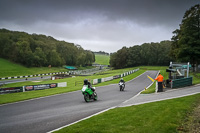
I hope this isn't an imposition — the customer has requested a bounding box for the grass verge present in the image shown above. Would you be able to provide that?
[178,101,200,132]
[54,93,200,133]
[190,72,200,85]
[140,66,200,94]
[141,81,156,94]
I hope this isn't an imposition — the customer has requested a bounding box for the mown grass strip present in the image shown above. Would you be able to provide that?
[54,93,200,133]
[94,54,110,65]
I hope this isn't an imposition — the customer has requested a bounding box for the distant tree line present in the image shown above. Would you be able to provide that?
[0,29,95,67]
[110,4,200,70]
[110,41,173,69]
[93,51,109,55]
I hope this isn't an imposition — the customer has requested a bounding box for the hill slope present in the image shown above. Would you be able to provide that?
[0,29,94,67]
[0,58,66,78]
[94,54,110,65]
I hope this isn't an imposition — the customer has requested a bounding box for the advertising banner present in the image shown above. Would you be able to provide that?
[50,83,57,88]
[33,84,51,90]
[25,86,34,91]
[0,87,22,94]
[24,83,57,91]
[57,82,67,87]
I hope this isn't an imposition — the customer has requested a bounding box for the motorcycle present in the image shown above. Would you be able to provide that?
[119,82,125,91]
[81,85,97,102]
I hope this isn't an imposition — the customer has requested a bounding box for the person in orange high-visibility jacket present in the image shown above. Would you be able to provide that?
[154,73,164,92]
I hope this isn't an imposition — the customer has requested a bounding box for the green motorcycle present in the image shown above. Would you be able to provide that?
[81,85,97,102]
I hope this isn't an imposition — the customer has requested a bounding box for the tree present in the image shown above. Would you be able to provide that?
[158,41,173,66]
[171,4,200,70]
[127,45,141,67]
[85,51,94,65]
[47,50,63,67]
[110,52,117,68]
[140,43,151,65]
[111,47,128,69]
[109,41,172,69]
[76,52,86,67]
[33,47,47,67]
[170,29,180,60]
[16,40,34,66]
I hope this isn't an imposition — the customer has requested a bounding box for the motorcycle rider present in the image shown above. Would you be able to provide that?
[84,79,95,92]
[119,78,125,87]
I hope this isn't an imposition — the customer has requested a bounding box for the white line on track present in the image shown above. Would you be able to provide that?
[47,106,116,133]
[120,91,200,108]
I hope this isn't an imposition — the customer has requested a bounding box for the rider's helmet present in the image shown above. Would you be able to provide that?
[84,79,88,85]
[121,78,123,80]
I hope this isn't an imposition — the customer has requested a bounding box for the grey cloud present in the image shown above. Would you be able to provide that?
[0,0,198,52]
[1,0,198,26]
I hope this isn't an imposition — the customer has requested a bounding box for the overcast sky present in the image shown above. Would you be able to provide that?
[0,0,198,53]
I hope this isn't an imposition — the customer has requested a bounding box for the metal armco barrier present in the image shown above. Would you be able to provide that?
[0,87,23,94]
[69,68,100,75]
[92,68,139,85]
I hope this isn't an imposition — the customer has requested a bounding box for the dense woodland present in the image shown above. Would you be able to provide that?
[0,29,95,67]
[110,4,200,69]
[110,41,172,68]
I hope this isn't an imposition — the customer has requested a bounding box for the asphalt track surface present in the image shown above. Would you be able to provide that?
[0,71,158,133]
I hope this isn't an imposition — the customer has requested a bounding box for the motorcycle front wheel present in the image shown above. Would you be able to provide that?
[120,86,122,91]
[84,93,90,102]
[93,92,98,101]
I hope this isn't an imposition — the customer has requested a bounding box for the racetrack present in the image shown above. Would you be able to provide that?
[0,71,158,133]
